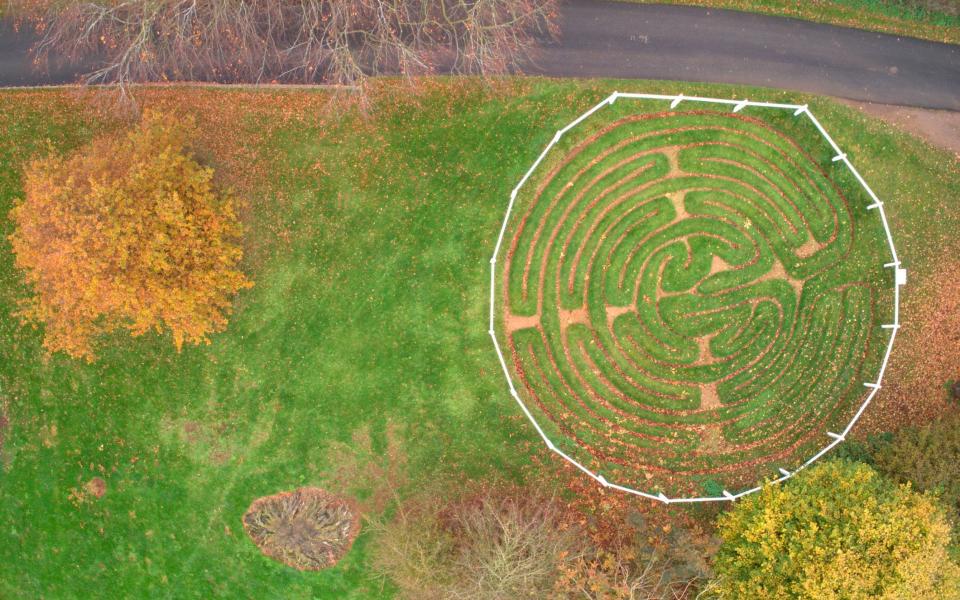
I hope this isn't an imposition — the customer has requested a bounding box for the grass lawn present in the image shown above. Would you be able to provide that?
[618,0,960,45]
[0,78,958,598]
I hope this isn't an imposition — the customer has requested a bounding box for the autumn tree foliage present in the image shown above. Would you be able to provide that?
[708,460,960,599]
[8,110,252,361]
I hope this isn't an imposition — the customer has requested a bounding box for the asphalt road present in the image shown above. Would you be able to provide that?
[534,1,960,110]
[1,1,959,110]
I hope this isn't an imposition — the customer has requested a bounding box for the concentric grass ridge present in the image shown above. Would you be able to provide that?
[489,93,904,502]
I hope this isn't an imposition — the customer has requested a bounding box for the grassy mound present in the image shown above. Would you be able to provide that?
[501,104,891,495]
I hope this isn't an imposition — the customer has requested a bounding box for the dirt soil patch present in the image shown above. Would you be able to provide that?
[84,477,106,499]
[322,422,408,515]
[860,260,960,434]
[0,412,7,460]
[836,99,960,159]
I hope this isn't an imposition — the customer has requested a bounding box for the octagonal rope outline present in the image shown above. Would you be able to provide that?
[487,91,906,504]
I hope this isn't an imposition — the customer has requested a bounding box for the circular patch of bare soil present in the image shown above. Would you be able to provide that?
[242,487,360,570]
[84,477,107,499]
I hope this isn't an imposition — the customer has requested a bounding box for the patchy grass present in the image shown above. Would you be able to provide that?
[618,0,960,45]
[0,78,957,597]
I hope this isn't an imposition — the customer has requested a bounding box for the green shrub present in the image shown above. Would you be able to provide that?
[831,432,893,466]
[701,478,724,497]
[873,412,960,520]
[708,460,959,599]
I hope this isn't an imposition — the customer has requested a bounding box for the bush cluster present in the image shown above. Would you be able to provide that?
[873,413,960,526]
[8,110,252,361]
[369,456,960,598]
[369,488,699,599]
[709,460,959,599]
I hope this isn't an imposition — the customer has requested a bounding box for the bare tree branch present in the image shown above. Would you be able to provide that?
[8,0,559,103]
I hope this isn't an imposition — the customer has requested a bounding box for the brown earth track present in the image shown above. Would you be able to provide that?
[527,135,828,310]
[501,109,875,489]
[520,330,858,478]
[585,172,851,396]
[525,332,857,479]
[554,145,845,319]
[724,281,872,394]
[598,200,795,393]
[518,338,674,450]
[716,287,874,445]
[508,111,852,310]
[619,293,787,389]
[583,288,867,460]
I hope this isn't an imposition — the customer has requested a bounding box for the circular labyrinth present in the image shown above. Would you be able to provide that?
[495,98,898,499]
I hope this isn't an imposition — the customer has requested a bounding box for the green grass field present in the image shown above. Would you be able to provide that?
[499,102,891,497]
[0,79,958,597]
[618,0,960,45]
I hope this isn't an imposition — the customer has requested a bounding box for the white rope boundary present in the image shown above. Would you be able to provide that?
[487,91,906,504]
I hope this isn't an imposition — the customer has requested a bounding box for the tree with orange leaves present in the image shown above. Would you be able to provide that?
[8,110,252,361]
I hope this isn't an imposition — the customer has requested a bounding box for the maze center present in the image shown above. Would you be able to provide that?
[500,107,889,494]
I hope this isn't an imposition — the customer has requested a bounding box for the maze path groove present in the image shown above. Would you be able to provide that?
[496,103,895,498]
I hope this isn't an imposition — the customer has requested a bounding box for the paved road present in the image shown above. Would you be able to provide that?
[1,1,959,110]
[533,1,960,110]
[0,21,103,86]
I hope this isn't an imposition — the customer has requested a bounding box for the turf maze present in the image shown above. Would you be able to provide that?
[499,106,891,497]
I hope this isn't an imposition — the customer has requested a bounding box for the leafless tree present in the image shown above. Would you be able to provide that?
[8,0,558,102]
